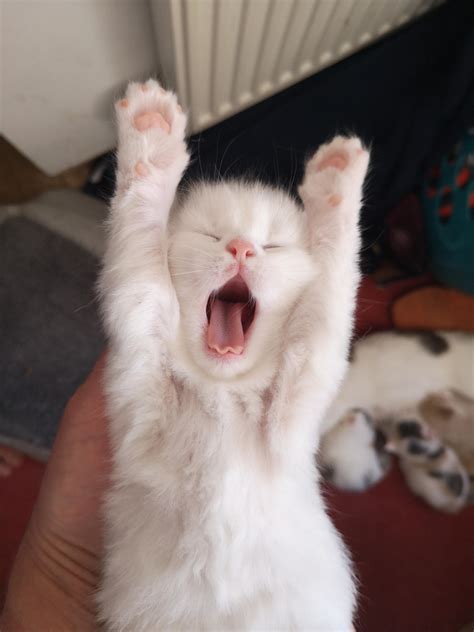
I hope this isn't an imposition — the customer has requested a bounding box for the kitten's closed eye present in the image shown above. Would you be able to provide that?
[201,233,220,242]
[263,244,282,250]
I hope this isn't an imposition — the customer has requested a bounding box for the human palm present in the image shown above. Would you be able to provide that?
[2,355,109,630]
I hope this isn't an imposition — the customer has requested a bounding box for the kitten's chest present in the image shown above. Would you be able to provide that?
[166,386,269,482]
[177,387,266,451]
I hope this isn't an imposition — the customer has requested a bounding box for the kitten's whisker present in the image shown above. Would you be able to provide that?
[168,257,199,263]
[218,132,242,178]
[357,298,386,306]
[171,270,210,277]
[180,245,214,259]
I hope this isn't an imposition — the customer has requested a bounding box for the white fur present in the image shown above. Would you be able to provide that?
[98,80,369,630]
[322,331,474,435]
[320,410,389,492]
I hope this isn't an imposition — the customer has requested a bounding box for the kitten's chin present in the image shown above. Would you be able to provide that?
[188,313,273,383]
[196,330,271,382]
[180,307,281,383]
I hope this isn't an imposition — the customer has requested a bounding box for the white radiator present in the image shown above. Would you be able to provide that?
[2,0,443,174]
[151,0,443,133]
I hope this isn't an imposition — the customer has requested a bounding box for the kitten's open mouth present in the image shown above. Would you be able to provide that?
[206,275,256,356]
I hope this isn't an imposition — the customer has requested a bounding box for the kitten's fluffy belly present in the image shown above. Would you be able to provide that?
[102,388,353,629]
[99,80,369,629]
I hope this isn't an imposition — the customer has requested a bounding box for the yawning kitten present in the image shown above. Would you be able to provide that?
[98,79,369,630]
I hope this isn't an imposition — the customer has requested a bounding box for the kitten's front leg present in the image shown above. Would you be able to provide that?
[300,137,369,404]
[299,136,369,347]
[271,139,370,447]
[299,136,369,275]
[101,80,189,348]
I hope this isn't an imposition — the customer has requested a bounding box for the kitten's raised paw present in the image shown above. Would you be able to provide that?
[115,79,188,185]
[299,136,369,210]
[311,137,367,174]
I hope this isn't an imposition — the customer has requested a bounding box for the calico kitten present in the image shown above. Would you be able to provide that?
[98,80,369,629]
[393,389,474,503]
[383,408,470,513]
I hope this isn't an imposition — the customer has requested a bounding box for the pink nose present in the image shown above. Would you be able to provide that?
[226,238,254,262]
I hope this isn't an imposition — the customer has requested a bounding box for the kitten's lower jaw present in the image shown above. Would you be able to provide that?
[205,308,257,360]
[205,320,256,360]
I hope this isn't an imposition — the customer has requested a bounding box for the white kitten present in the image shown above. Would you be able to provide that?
[320,409,390,492]
[322,331,474,436]
[98,79,369,630]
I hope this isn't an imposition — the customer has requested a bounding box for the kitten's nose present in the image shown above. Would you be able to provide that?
[226,238,255,262]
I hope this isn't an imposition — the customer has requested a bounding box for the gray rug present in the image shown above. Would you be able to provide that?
[0,216,104,455]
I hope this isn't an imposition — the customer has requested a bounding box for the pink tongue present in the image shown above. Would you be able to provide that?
[207,299,245,355]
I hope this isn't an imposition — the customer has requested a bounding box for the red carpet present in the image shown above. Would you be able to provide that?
[2,458,473,629]
[326,464,474,632]
[0,458,44,602]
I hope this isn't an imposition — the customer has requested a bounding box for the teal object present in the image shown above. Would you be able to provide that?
[422,130,474,295]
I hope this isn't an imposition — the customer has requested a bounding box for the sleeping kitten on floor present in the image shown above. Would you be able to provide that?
[381,409,470,513]
[318,331,473,492]
[320,408,390,491]
[387,389,474,504]
[98,79,370,630]
[321,331,474,436]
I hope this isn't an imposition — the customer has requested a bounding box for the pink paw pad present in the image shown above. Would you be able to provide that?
[119,99,129,108]
[135,161,150,177]
[317,152,348,172]
[327,193,342,207]
[134,111,171,134]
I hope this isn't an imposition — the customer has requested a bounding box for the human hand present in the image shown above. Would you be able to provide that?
[1,354,109,631]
